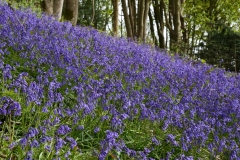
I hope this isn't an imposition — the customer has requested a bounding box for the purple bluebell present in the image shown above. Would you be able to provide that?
[66,136,77,149]
[30,140,39,148]
[0,97,21,116]
[25,150,33,160]
[56,125,71,135]
[77,125,84,130]
[55,137,66,152]
[94,127,100,133]
[152,137,160,146]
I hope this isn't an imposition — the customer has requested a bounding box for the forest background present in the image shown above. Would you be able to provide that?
[6,0,240,72]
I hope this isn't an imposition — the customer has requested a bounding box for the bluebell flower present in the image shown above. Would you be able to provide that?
[56,125,71,135]
[30,140,39,148]
[42,106,49,113]
[27,127,39,138]
[66,136,77,149]
[25,150,33,160]
[40,136,52,143]
[55,137,66,152]
[94,127,100,133]
[166,134,178,146]
[98,151,108,160]
[20,137,28,147]
[9,142,17,149]
[64,150,71,159]
[45,145,51,152]
[52,117,60,125]
[3,64,12,80]
[0,97,21,116]
[77,125,84,130]
[151,137,160,146]
[101,115,109,121]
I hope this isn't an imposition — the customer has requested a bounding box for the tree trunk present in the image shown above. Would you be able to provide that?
[112,0,119,36]
[42,0,53,15]
[63,0,79,25]
[121,0,133,37]
[148,9,158,46]
[42,0,78,25]
[142,0,150,42]
[53,0,64,21]
[121,0,150,41]
[180,0,187,43]
[137,0,144,40]
[153,0,165,48]
[162,0,181,51]
[42,0,64,21]
[91,0,95,24]
[171,0,181,47]
[104,0,109,32]
[131,1,137,36]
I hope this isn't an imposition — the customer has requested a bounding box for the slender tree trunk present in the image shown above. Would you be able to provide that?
[121,0,133,37]
[171,0,181,45]
[180,14,187,53]
[137,0,144,40]
[104,0,109,31]
[112,0,119,36]
[91,0,95,24]
[191,22,196,57]
[132,1,137,36]
[128,0,134,35]
[153,0,165,48]
[121,0,150,41]
[142,0,150,42]
[159,0,165,48]
[162,0,181,51]
[148,9,158,46]
[94,0,98,29]
[180,0,187,43]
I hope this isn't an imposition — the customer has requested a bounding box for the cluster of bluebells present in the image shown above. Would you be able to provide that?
[0,3,240,159]
[0,96,21,116]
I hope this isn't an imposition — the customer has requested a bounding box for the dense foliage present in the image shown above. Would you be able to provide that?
[0,3,240,159]
[199,25,240,72]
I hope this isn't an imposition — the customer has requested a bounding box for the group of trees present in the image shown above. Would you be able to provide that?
[41,0,78,25]
[6,0,240,72]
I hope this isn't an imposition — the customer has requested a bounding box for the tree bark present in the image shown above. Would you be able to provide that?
[121,0,150,41]
[142,0,150,42]
[162,0,181,51]
[91,0,95,24]
[148,8,158,46]
[42,0,53,15]
[42,0,78,25]
[53,0,64,21]
[42,0,64,21]
[121,0,133,37]
[63,0,79,25]
[171,0,181,45]
[137,0,144,40]
[153,0,165,48]
[131,1,137,36]
[112,0,119,36]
